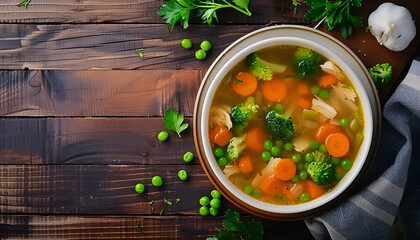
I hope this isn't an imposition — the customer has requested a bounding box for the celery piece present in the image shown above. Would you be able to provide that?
[353,112,364,126]
[344,127,354,141]
[302,109,319,121]
[354,132,364,147]
[349,119,359,132]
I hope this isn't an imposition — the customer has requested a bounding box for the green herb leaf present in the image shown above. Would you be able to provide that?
[18,0,31,8]
[157,0,252,29]
[136,222,143,234]
[233,77,243,84]
[160,209,164,215]
[223,210,248,233]
[175,198,181,203]
[149,200,154,205]
[164,198,173,206]
[292,0,301,7]
[365,25,372,32]
[136,49,144,58]
[163,108,189,137]
[304,0,363,38]
[247,219,264,239]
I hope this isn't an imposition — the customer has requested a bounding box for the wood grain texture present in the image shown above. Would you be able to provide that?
[0,24,263,70]
[0,70,202,117]
[0,118,196,165]
[0,215,314,240]
[0,164,235,214]
[0,0,309,25]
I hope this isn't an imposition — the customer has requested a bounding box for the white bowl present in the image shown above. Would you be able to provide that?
[194,25,381,219]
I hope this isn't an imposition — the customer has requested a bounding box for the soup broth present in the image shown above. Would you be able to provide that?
[208,45,364,205]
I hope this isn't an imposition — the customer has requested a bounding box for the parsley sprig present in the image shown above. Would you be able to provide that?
[17,0,32,8]
[304,0,362,38]
[157,0,252,29]
[207,209,263,240]
[163,108,189,137]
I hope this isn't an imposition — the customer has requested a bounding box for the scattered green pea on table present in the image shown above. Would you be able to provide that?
[183,152,194,163]
[134,183,145,194]
[178,170,188,181]
[152,176,163,187]
[158,131,169,141]
[181,38,192,49]
[195,49,206,60]
[200,40,212,51]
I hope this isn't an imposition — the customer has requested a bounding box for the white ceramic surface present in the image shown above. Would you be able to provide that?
[200,37,373,214]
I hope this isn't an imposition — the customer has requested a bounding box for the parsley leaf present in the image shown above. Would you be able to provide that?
[17,0,32,8]
[208,209,264,240]
[164,198,173,206]
[136,49,144,58]
[157,0,252,29]
[163,108,189,137]
[304,0,363,38]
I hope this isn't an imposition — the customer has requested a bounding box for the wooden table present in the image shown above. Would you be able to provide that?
[0,0,418,239]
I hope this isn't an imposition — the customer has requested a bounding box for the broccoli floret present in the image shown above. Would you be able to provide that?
[307,151,334,186]
[226,134,247,162]
[265,111,294,141]
[231,97,259,129]
[369,63,393,85]
[294,48,323,78]
[246,53,273,81]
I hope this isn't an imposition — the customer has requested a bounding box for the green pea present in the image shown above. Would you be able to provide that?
[195,49,206,60]
[340,118,349,126]
[158,131,169,141]
[299,170,308,180]
[134,183,145,194]
[284,142,294,151]
[292,154,301,163]
[253,188,261,197]
[151,176,163,187]
[310,140,319,150]
[210,198,221,208]
[305,153,314,162]
[211,190,222,199]
[261,151,271,161]
[332,157,340,166]
[200,40,212,51]
[183,152,194,163]
[209,207,219,216]
[297,162,304,170]
[199,206,209,216]
[199,196,210,206]
[341,159,352,171]
[275,140,283,148]
[271,146,281,157]
[304,162,310,171]
[300,193,310,202]
[178,170,188,181]
[311,86,321,95]
[181,39,192,49]
[213,148,224,158]
[264,140,273,151]
[292,175,300,183]
[320,89,329,99]
[217,157,228,166]
[244,185,254,195]
[319,144,328,153]
[274,103,284,113]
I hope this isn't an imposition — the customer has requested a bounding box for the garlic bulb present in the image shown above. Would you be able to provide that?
[368,2,416,52]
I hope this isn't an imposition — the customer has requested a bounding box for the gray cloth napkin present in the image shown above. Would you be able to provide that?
[305,59,420,240]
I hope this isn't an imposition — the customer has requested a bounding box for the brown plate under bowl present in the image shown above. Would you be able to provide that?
[193,25,381,220]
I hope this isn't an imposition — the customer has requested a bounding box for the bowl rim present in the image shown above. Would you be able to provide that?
[193,25,382,220]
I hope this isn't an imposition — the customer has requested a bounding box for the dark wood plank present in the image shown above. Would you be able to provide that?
[0,215,314,240]
[0,24,262,70]
[0,0,309,25]
[0,164,235,214]
[0,70,202,117]
[0,118,196,165]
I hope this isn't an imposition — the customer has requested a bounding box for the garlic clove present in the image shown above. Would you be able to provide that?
[368,2,416,52]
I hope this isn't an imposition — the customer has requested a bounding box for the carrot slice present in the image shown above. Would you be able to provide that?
[302,180,324,200]
[298,82,310,95]
[238,156,253,174]
[209,126,233,147]
[274,158,296,181]
[259,175,286,196]
[246,127,266,152]
[298,96,312,109]
[325,132,350,157]
[314,123,342,143]
[261,78,287,103]
[232,72,258,96]
[319,74,338,87]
